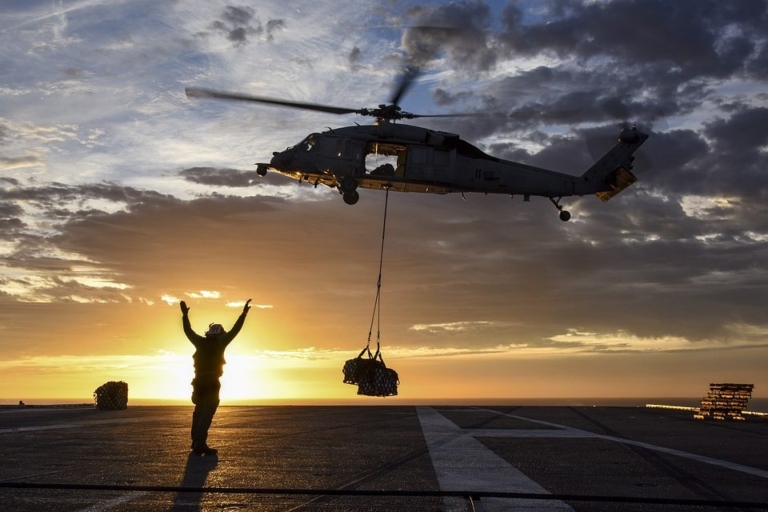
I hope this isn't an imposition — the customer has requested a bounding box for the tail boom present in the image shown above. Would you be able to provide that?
[580,127,648,201]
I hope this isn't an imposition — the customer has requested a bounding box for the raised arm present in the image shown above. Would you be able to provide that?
[180,301,205,346]
[222,299,251,346]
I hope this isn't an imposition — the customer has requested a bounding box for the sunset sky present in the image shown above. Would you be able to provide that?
[2,0,768,404]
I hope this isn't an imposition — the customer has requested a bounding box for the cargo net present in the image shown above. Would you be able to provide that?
[94,381,129,410]
[694,383,753,421]
[343,345,399,397]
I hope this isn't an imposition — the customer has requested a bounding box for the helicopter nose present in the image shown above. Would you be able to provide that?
[270,150,292,168]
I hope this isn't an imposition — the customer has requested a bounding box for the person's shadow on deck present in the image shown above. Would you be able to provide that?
[170,453,218,512]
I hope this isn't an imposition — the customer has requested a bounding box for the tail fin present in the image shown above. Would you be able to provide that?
[582,127,649,202]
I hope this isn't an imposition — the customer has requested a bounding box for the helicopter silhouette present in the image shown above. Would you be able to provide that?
[186,65,648,222]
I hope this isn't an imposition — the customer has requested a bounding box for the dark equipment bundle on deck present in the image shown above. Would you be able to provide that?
[93,381,129,410]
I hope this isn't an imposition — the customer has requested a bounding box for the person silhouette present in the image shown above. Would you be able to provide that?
[180,298,251,455]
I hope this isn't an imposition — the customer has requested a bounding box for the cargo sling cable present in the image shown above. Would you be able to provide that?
[341,186,398,397]
[366,186,390,358]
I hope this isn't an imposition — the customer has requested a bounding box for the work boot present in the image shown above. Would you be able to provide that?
[201,445,218,455]
[192,441,218,456]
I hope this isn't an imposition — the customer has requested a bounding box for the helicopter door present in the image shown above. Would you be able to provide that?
[346,140,365,176]
[406,147,430,180]
[325,137,365,177]
[406,147,454,182]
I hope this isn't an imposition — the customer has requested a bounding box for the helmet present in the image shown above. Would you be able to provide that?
[205,323,225,337]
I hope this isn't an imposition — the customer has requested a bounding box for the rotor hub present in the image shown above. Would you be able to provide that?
[619,126,640,144]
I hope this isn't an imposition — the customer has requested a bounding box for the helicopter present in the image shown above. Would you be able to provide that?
[186,72,648,222]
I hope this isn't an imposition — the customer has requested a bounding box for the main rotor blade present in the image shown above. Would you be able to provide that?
[390,64,421,108]
[409,112,484,119]
[185,87,360,115]
[391,25,459,107]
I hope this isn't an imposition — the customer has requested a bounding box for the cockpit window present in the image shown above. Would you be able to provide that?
[298,133,319,152]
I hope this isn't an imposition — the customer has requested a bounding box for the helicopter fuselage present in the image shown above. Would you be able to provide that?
[260,122,647,219]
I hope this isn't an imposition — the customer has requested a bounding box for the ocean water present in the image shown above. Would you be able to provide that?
[3,397,768,412]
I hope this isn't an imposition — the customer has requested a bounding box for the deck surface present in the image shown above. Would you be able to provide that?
[1,405,767,511]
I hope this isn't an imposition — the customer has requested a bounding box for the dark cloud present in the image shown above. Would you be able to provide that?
[402,196,766,344]
[428,64,679,146]
[477,65,680,128]
[432,88,472,106]
[746,43,768,78]
[647,107,768,207]
[0,202,23,218]
[2,167,767,357]
[400,0,767,303]
[406,0,766,156]
[0,217,24,232]
[705,107,768,153]
[179,167,259,187]
[0,155,41,170]
[208,5,285,46]
[179,166,281,187]
[499,0,766,79]
[265,19,285,41]
[348,46,362,68]
[61,67,88,79]
[0,182,172,211]
[221,5,254,26]
[402,3,497,72]
[0,201,25,234]
[373,0,768,350]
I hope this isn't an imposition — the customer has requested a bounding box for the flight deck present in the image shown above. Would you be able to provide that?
[1,405,767,511]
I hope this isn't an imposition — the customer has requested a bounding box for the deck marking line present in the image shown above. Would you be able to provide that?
[76,491,147,512]
[473,408,768,480]
[417,407,573,512]
[0,417,152,435]
[466,429,594,438]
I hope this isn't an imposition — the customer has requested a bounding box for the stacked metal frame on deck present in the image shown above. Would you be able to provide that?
[694,383,754,421]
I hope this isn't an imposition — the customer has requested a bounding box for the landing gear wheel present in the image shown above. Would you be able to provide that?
[339,176,358,194]
[549,197,571,222]
[343,190,360,205]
